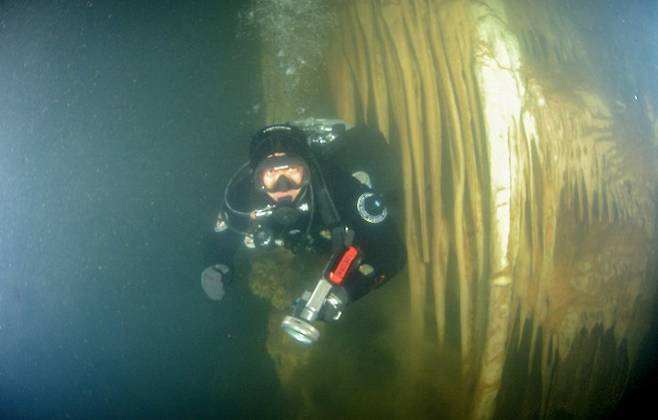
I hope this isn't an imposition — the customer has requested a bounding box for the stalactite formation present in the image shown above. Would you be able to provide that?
[255,0,658,418]
[331,2,490,376]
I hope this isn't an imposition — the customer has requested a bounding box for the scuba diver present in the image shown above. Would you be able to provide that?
[201,119,406,344]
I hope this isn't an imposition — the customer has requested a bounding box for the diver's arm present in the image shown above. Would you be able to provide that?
[339,223,405,302]
[331,185,406,303]
[203,229,240,270]
[201,212,242,301]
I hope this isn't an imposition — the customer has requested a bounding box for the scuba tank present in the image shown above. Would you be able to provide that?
[291,117,399,198]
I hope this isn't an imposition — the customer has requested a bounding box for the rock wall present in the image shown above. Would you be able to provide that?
[252,0,658,418]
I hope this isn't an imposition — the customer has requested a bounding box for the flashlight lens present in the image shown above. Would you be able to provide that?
[281,316,320,344]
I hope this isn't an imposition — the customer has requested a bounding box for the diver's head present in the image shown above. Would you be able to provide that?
[250,124,312,204]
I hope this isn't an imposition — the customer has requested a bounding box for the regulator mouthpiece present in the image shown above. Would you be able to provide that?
[281,315,320,345]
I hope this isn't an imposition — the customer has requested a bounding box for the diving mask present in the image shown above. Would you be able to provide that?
[254,155,309,193]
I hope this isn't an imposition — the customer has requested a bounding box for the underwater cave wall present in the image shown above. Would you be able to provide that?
[254,0,658,418]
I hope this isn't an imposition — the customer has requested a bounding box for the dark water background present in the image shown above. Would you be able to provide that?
[0,1,283,419]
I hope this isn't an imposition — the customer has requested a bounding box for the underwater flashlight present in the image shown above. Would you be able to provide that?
[281,278,335,345]
[281,246,359,345]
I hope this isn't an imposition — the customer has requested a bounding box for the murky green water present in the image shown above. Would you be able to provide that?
[0,2,285,419]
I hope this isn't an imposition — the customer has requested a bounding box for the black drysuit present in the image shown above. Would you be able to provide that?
[204,128,406,303]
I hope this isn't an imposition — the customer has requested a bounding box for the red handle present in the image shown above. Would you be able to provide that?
[328,246,360,285]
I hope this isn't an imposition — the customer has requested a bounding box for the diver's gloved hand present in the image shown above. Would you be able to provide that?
[319,286,349,322]
[201,264,231,301]
[288,284,348,322]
